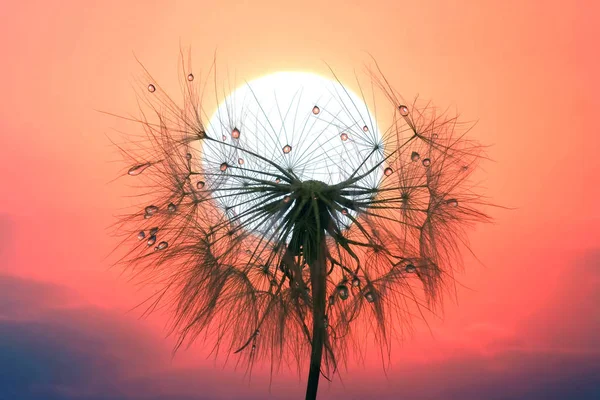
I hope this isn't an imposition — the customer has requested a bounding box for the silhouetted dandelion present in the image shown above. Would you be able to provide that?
[109,54,491,400]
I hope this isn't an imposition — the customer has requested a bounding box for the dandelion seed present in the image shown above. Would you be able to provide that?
[411,151,420,162]
[340,133,348,141]
[422,158,431,167]
[147,84,156,92]
[283,145,292,154]
[128,163,152,176]
[337,284,349,300]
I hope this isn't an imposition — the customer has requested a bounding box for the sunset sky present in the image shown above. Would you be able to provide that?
[1,0,599,399]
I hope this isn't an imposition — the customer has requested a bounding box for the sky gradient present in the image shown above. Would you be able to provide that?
[1,0,599,399]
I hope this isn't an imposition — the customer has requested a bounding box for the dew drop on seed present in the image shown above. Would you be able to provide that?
[432,133,439,139]
[231,127,240,139]
[144,213,151,219]
[149,227,159,236]
[363,125,369,132]
[340,133,348,141]
[238,158,244,165]
[187,73,194,81]
[220,163,228,172]
[352,277,360,287]
[275,177,281,183]
[252,344,256,350]
[462,165,469,172]
[384,167,393,176]
[337,285,349,300]
[196,181,205,189]
[422,158,431,167]
[167,203,177,212]
[283,195,291,203]
[128,163,151,176]
[255,329,260,336]
[222,134,227,141]
[405,264,416,273]
[157,241,168,250]
[137,231,146,240]
[398,105,409,116]
[147,84,156,92]
[283,145,292,154]
[147,235,156,246]
[446,199,459,207]
[312,105,320,115]
[186,153,192,160]
[341,208,348,215]
[411,151,420,162]
[145,205,159,215]
[365,291,375,303]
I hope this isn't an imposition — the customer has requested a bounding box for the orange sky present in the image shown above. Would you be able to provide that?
[1,1,599,399]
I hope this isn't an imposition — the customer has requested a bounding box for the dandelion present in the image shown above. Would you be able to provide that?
[110,55,490,400]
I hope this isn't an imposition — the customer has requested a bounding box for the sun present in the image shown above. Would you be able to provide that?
[201,71,384,227]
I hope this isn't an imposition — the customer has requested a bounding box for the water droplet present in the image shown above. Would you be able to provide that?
[422,158,431,167]
[157,241,168,250]
[144,213,152,219]
[384,167,393,176]
[411,151,420,162]
[352,277,360,287]
[365,291,375,303]
[137,231,146,240]
[283,195,291,203]
[231,127,240,139]
[238,158,244,165]
[147,84,156,92]
[128,163,152,176]
[328,296,335,306]
[363,125,369,132]
[252,344,256,350]
[220,163,228,172]
[461,165,469,172]
[185,153,192,160]
[340,133,348,141]
[405,264,416,273]
[341,208,348,215]
[145,205,159,215]
[337,285,349,300]
[255,329,260,336]
[196,181,205,189]
[147,235,156,246]
[432,133,439,139]
[275,178,281,183]
[446,199,459,207]
[323,316,329,328]
[270,279,278,287]
[187,73,194,81]
[312,105,320,115]
[398,105,409,116]
[222,134,227,141]
[283,145,292,154]
[167,203,177,212]
[149,227,159,236]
